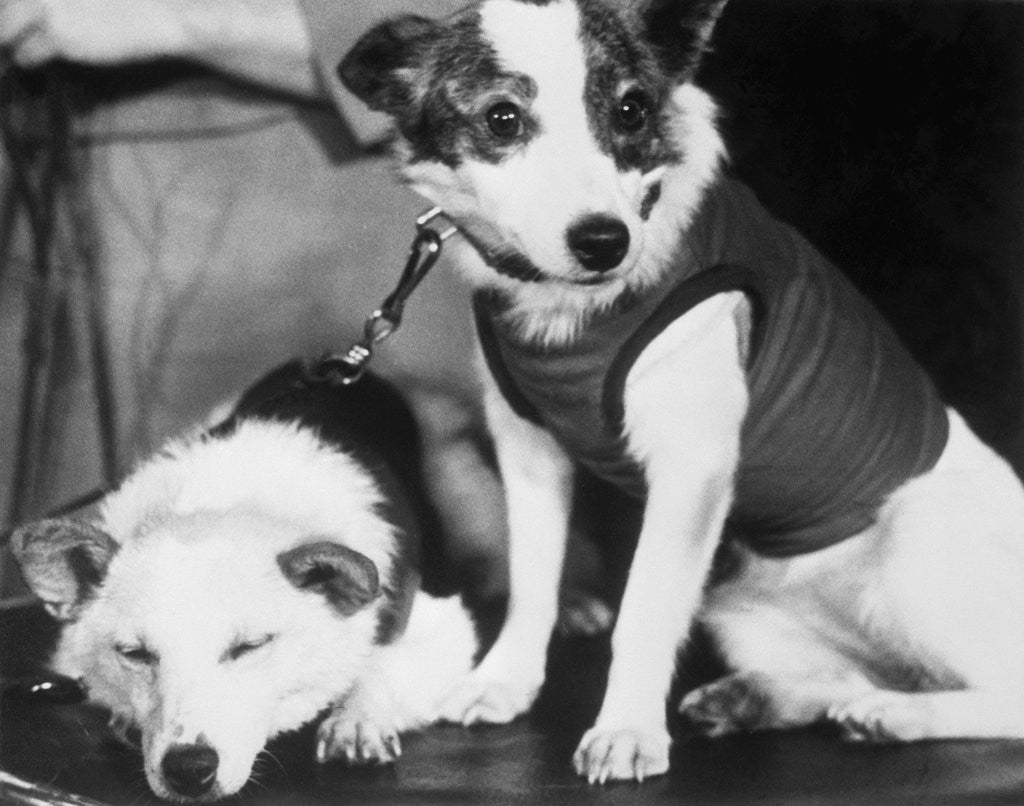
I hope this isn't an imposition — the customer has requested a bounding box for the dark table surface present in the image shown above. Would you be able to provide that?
[4,602,1024,805]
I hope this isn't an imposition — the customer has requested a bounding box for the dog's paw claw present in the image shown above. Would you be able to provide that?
[678,675,767,737]
[437,674,537,726]
[572,725,670,784]
[827,693,925,743]
[316,715,402,766]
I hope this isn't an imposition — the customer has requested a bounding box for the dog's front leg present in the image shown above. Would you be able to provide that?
[574,295,749,783]
[317,662,402,766]
[438,367,574,725]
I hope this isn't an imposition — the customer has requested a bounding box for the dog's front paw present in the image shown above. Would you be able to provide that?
[827,692,927,743]
[316,710,402,766]
[678,674,768,737]
[437,669,539,726]
[572,724,670,784]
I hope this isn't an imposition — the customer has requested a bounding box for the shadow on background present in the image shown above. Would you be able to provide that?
[702,0,1024,472]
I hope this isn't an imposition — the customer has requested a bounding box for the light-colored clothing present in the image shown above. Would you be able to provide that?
[1,3,474,518]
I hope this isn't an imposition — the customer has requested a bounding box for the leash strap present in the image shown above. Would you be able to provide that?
[304,207,457,386]
[0,209,458,544]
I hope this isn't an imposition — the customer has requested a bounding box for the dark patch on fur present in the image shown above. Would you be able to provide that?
[212,360,453,643]
[340,0,728,173]
[578,0,726,173]
[642,0,729,81]
[640,181,662,220]
[277,541,380,617]
[576,0,682,173]
[488,250,547,283]
[337,15,437,116]
[459,226,547,283]
[67,545,105,590]
[11,519,119,620]
[341,10,543,168]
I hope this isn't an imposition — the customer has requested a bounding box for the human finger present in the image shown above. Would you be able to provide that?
[8,28,59,68]
[0,0,45,49]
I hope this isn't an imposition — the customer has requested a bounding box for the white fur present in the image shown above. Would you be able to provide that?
[437,353,576,723]
[101,420,396,579]
[402,0,725,347]
[372,0,1024,785]
[571,292,749,781]
[693,408,1024,739]
[52,420,477,801]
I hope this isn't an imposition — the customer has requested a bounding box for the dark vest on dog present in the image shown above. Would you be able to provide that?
[475,179,949,557]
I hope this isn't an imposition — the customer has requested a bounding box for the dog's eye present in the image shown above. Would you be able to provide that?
[223,634,275,663]
[614,91,650,133]
[116,643,157,666]
[485,102,523,139]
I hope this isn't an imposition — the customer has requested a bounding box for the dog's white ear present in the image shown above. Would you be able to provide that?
[338,15,438,114]
[10,519,119,622]
[636,0,729,81]
[277,540,380,616]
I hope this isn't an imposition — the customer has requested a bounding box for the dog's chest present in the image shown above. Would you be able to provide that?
[476,180,951,558]
[475,286,677,498]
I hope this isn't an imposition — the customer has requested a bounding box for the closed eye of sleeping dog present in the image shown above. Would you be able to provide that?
[339,0,1024,786]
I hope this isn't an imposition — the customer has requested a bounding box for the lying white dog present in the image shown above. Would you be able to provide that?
[338,0,1024,785]
[12,362,477,801]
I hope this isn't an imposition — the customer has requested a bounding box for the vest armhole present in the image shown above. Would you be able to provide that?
[603,263,767,432]
[473,295,544,425]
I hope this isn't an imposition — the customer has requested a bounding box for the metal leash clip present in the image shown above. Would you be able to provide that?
[305,207,458,386]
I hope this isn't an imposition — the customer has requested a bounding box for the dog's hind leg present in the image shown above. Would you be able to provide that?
[829,411,1024,743]
[681,674,1024,742]
[689,409,1024,746]
[829,689,1024,742]
[683,577,878,736]
[679,671,874,737]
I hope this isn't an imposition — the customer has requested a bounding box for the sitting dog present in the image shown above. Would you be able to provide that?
[338,0,1024,785]
[11,361,477,801]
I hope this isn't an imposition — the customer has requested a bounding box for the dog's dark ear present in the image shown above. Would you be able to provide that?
[338,15,438,115]
[10,519,119,622]
[639,0,728,81]
[278,540,380,616]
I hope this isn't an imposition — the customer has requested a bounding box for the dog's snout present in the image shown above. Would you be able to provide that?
[162,743,220,798]
[567,215,630,273]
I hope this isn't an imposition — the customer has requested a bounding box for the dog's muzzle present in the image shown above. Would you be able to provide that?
[566,215,630,273]
[162,742,220,799]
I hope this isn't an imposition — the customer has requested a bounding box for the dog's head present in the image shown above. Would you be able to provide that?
[12,513,384,802]
[341,0,727,343]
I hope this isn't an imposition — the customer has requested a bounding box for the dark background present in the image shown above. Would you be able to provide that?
[702,0,1024,473]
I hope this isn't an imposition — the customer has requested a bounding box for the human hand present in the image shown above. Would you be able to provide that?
[0,0,187,68]
[0,0,322,101]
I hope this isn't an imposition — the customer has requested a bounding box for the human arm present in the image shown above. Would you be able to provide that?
[0,0,467,140]
[0,0,317,99]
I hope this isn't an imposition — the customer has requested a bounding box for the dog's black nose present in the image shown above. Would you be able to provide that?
[567,215,630,272]
[162,743,220,798]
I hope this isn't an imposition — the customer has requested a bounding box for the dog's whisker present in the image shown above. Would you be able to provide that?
[255,748,288,776]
